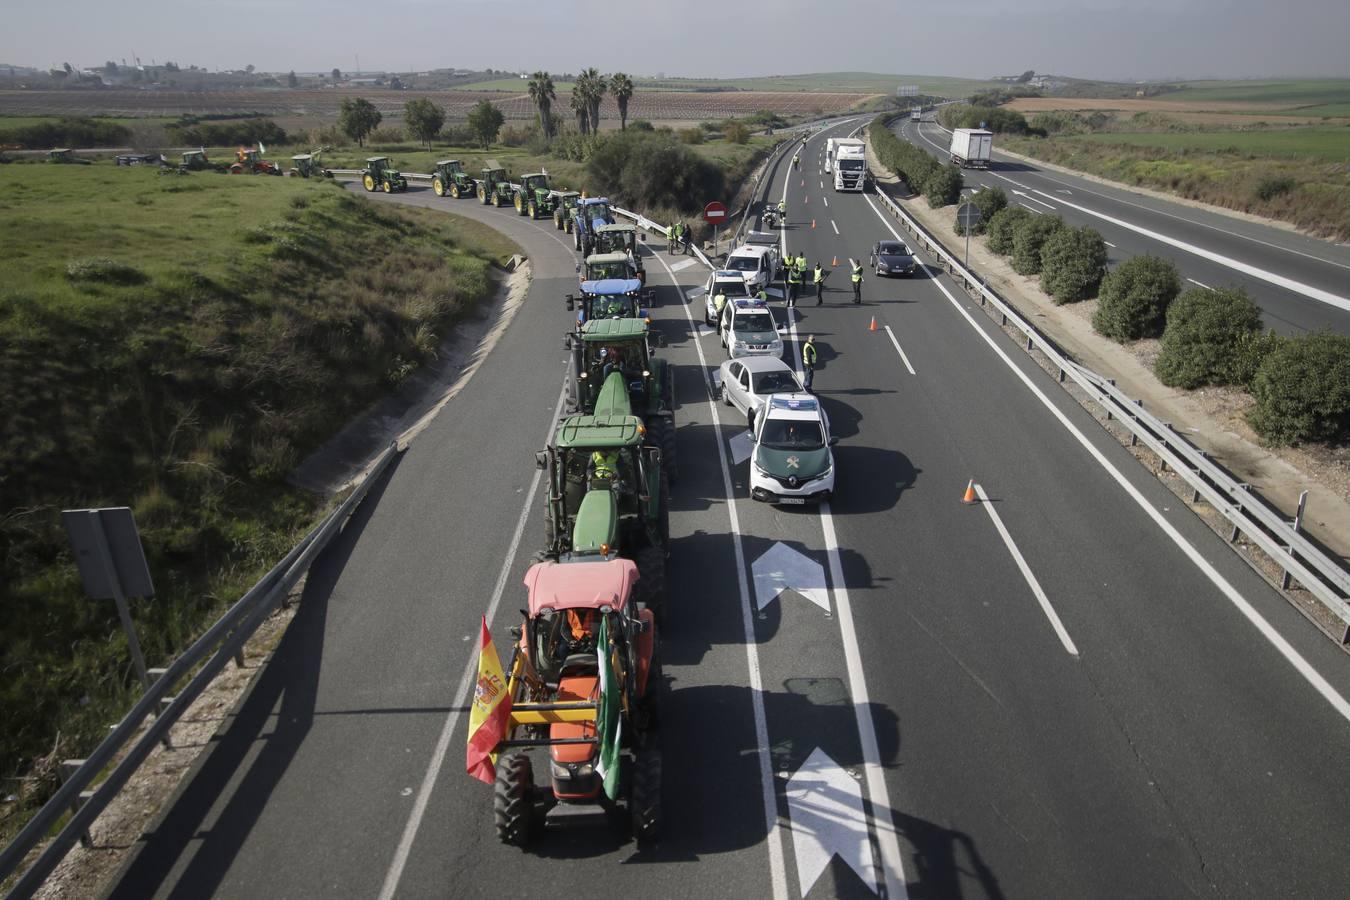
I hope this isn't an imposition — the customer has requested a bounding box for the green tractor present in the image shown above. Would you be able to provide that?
[47,148,91,165]
[288,152,331,178]
[564,317,678,482]
[513,172,558,219]
[594,223,647,284]
[477,167,514,207]
[581,251,640,284]
[431,159,476,198]
[180,150,214,171]
[361,157,407,193]
[552,191,582,232]
[535,374,670,616]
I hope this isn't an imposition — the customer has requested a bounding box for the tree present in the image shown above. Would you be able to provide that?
[1039,226,1108,303]
[332,67,342,84]
[1092,255,1181,341]
[1155,287,1264,388]
[575,68,606,134]
[287,70,299,88]
[338,97,382,147]
[389,75,403,90]
[467,99,504,149]
[725,121,750,144]
[245,64,255,75]
[1249,332,1350,445]
[1016,70,1035,83]
[103,61,119,76]
[404,98,445,150]
[528,71,557,140]
[570,86,589,135]
[611,72,634,130]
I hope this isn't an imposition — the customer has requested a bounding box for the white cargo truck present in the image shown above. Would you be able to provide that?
[949,128,993,169]
[826,137,867,191]
[910,106,922,121]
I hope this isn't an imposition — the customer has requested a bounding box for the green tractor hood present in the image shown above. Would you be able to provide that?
[594,371,635,419]
[571,489,618,555]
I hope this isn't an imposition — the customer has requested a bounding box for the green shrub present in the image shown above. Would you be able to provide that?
[937,104,1031,134]
[924,166,963,208]
[868,116,939,192]
[724,121,751,145]
[0,116,132,148]
[985,206,1032,255]
[166,117,288,147]
[1154,287,1264,388]
[1010,214,1064,275]
[1039,225,1109,303]
[1254,176,1296,202]
[956,186,1007,235]
[1248,332,1350,444]
[1092,255,1181,341]
[678,127,704,145]
[586,130,724,213]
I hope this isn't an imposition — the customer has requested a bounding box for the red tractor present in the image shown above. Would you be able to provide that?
[492,557,662,847]
[229,146,282,175]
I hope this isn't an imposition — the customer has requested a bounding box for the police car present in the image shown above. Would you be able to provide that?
[749,394,836,505]
[720,298,783,360]
[703,269,753,325]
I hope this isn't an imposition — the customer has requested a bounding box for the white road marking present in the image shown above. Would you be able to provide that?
[1019,203,1042,214]
[647,245,790,900]
[883,325,917,375]
[862,190,1350,726]
[685,287,704,301]
[974,484,1079,656]
[729,429,755,465]
[1015,190,1057,211]
[378,381,567,900]
[1028,189,1350,312]
[787,748,879,895]
[1104,241,1118,248]
[671,257,697,272]
[820,180,824,190]
[1187,278,1213,290]
[822,196,829,208]
[753,542,831,612]
[831,220,840,235]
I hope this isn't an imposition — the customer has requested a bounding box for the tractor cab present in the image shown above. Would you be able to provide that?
[181,150,210,170]
[231,147,281,176]
[565,317,670,419]
[553,191,583,232]
[47,148,89,165]
[479,167,514,206]
[432,159,475,198]
[567,278,650,325]
[581,251,638,284]
[514,172,557,218]
[578,197,614,230]
[521,173,551,195]
[595,223,646,283]
[288,152,330,178]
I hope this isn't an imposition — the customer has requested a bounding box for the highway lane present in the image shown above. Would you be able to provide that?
[895,116,1350,336]
[770,120,1350,897]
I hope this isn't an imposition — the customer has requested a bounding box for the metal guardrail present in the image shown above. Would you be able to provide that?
[864,136,1350,642]
[0,442,402,898]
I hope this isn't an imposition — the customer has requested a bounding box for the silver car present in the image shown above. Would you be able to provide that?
[718,356,804,427]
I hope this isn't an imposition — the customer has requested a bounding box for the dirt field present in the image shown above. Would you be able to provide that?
[1006,96,1350,127]
[0,88,878,123]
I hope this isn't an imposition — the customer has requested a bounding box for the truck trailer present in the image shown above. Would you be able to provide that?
[827,137,867,191]
[949,128,993,169]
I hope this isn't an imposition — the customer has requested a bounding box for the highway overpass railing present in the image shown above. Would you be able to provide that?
[0,443,401,899]
[865,163,1350,645]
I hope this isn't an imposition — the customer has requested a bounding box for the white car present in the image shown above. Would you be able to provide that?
[718,356,803,428]
[720,299,784,360]
[703,269,753,325]
[749,394,836,505]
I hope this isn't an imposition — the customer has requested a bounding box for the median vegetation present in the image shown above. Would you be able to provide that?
[0,165,516,827]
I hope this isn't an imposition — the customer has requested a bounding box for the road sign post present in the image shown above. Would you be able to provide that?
[704,200,727,260]
[955,201,983,270]
[63,507,156,692]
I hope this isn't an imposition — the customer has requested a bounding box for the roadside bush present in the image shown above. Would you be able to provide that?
[1039,225,1108,303]
[586,130,723,213]
[985,206,1032,254]
[1092,255,1181,341]
[938,104,1031,135]
[924,166,963,208]
[1254,176,1296,202]
[1010,214,1065,275]
[869,116,938,192]
[956,186,1007,235]
[65,257,147,285]
[1154,286,1264,388]
[678,127,704,145]
[1249,332,1350,444]
[0,116,132,149]
[725,121,751,145]
[627,120,655,132]
[167,118,288,147]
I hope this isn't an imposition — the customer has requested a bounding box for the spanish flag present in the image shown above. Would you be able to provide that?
[466,616,512,784]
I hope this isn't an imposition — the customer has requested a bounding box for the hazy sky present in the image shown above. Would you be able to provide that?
[4,0,1348,82]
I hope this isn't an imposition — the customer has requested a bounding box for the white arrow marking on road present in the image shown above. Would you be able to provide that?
[685,287,704,301]
[729,429,754,465]
[787,747,879,896]
[710,369,722,390]
[752,541,830,612]
[1012,190,1056,210]
[1057,189,1073,194]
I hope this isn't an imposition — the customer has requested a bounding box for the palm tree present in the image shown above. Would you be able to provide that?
[569,82,589,136]
[610,73,634,130]
[527,71,556,140]
[580,68,607,134]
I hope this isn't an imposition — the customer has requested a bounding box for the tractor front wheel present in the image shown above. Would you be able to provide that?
[382,180,392,193]
[528,200,539,219]
[449,182,460,199]
[478,185,489,204]
[493,753,535,847]
[229,163,244,175]
[362,174,376,191]
[433,177,445,197]
[514,193,525,215]
[630,748,662,847]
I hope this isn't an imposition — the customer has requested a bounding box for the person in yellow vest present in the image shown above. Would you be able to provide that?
[786,263,801,308]
[851,260,864,304]
[713,289,728,329]
[813,263,825,305]
[802,335,818,392]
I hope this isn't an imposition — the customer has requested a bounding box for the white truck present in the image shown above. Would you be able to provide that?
[910,106,922,121]
[949,128,993,169]
[826,137,867,192]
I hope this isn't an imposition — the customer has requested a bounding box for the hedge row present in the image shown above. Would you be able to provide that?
[868,116,962,208]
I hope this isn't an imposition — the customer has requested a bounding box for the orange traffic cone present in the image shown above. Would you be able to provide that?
[868,316,878,332]
[831,255,838,266]
[962,480,978,504]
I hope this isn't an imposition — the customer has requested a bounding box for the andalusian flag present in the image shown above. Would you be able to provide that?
[466,616,512,784]
[594,615,622,800]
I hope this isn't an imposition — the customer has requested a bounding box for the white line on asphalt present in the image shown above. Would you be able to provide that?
[378,381,567,900]
[820,180,824,190]
[974,484,1079,656]
[1023,193,1058,211]
[647,246,790,900]
[861,191,1350,726]
[1020,203,1042,214]
[671,257,697,272]
[883,325,917,375]
[831,220,840,235]
[785,131,909,900]
[1028,189,1350,312]
[1187,278,1213,290]
[1104,241,1118,248]
[822,196,829,208]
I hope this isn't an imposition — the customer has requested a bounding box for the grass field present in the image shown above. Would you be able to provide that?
[0,165,516,835]
[1074,128,1350,163]
[1163,78,1350,111]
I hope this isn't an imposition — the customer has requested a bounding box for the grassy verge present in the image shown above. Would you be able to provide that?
[0,164,516,840]
[1000,131,1350,241]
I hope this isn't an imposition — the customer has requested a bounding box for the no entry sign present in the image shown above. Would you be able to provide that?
[703,201,728,224]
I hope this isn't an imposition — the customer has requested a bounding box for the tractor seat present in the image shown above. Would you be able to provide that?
[559,653,598,677]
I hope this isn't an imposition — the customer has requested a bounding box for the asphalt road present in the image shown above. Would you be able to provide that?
[895,116,1350,337]
[102,126,1350,900]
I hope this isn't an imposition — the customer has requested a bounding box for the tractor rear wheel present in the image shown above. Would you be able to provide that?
[433,177,445,197]
[565,218,574,234]
[514,193,525,215]
[362,174,375,191]
[493,753,535,847]
[630,748,662,847]
[649,416,678,485]
[635,546,666,623]
[230,164,244,175]
[573,228,582,251]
